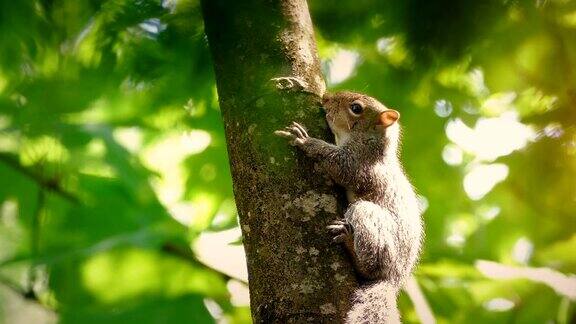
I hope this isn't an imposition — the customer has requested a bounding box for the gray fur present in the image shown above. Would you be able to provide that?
[347,281,400,324]
[275,92,423,323]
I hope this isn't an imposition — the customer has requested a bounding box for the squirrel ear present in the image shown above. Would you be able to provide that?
[376,109,400,127]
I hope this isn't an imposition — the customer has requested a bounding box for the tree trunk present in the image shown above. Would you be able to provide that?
[201,0,357,322]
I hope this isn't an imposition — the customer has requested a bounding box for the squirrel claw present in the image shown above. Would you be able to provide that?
[332,233,349,244]
[274,121,309,146]
[290,122,309,138]
[327,219,353,243]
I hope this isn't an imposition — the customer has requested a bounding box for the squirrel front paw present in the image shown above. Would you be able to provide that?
[274,122,309,146]
[327,219,354,244]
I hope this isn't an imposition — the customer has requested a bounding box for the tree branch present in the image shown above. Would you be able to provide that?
[0,153,79,204]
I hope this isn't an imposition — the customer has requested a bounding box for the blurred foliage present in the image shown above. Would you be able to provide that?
[0,0,574,323]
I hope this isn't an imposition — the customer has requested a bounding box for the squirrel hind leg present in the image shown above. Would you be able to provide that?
[345,200,401,282]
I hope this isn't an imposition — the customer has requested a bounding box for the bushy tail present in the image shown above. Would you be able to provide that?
[346,281,400,324]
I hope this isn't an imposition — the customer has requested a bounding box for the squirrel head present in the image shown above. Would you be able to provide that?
[322,91,400,146]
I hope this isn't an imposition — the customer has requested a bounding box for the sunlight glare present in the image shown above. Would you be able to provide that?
[417,195,429,213]
[227,280,250,306]
[434,99,453,117]
[194,227,248,282]
[182,130,212,154]
[0,199,18,230]
[142,130,211,209]
[512,237,533,265]
[479,205,501,221]
[376,37,396,54]
[327,49,360,85]
[168,202,195,226]
[113,127,143,153]
[463,163,509,200]
[484,298,515,312]
[446,233,465,248]
[442,143,463,166]
[204,299,223,320]
[139,18,166,36]
[446,112,535,162]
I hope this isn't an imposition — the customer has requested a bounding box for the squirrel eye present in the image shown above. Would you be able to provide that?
[349,103,363,115]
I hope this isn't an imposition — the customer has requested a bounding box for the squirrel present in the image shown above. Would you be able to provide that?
[275,91,423,323]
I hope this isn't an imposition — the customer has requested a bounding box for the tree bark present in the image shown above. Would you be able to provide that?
[201,0,357,322]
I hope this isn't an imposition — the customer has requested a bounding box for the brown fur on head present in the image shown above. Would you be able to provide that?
[322,91,400,146]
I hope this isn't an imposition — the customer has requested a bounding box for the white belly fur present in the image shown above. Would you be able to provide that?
[333,129,355,203]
